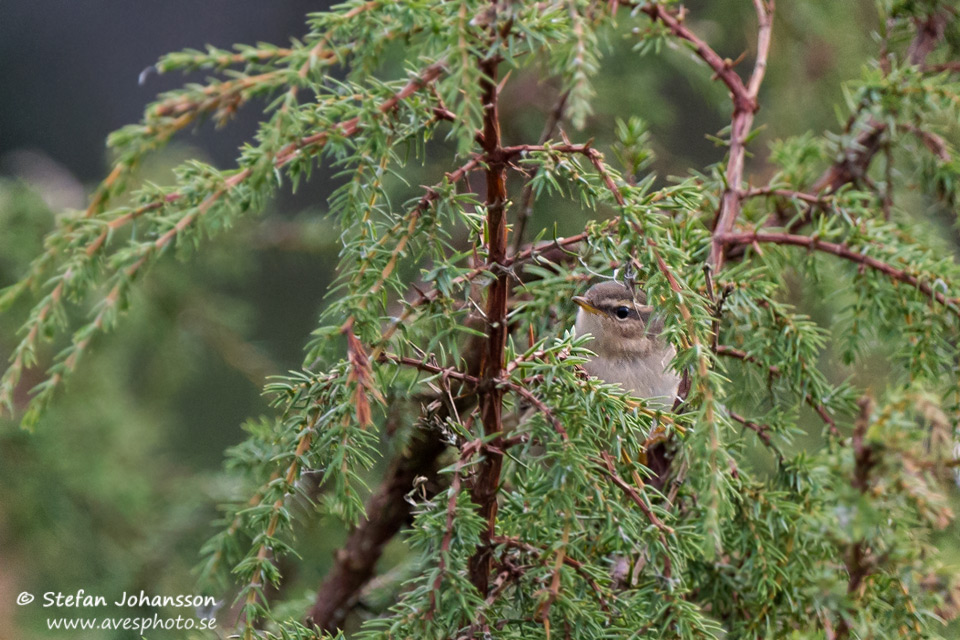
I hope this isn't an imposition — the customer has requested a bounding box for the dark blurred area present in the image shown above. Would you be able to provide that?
[0,0,329,180]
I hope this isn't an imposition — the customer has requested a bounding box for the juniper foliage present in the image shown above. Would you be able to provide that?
[2,1,960,638]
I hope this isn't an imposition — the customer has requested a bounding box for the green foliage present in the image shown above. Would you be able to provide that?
[2,1,960,639]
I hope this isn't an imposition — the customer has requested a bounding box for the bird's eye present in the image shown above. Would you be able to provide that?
[614,306,631,319]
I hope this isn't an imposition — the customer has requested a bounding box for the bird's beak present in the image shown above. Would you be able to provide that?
[572,296,602,315]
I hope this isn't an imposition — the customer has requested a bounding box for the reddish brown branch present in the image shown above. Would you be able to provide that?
[902,123,952,162]
[812,121,887,198]
[638,3,753,113]
[378,352,479,385]
[709,0,775,268]
[907,11,948,65]
[595,453,673,580]
[727,409,778,455]
[303,149,488,633]
[631,2,776,267]
[922,61,960,73]
[505,224,607,267]
[742,188,827,206]
[595,452,674,535]
[306,425,449,630]
[850,397,876,494]
[468,41,510,595]
[505,381,569,442]
[500,141,594,159]
[715,231,960,314]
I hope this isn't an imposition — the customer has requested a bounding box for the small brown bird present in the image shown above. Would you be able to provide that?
[572,281,679,406]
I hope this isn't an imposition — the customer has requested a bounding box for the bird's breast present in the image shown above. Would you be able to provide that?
[584,346,680,406]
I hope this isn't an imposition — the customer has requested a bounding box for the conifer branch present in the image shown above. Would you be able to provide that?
[197,470,279,589]
[493,535,611,614]
[636,3,753,110]
[715,344,840,437]
[362,155,483,356]
[715,231,960,315]
[428,439,482,621]
[727,409,780,458]
[305,346,482,630]
[307,428,453,631]
[3,42,354,311]
[595,452,673,536]
[238,409,324,639]
[0,61,447,422]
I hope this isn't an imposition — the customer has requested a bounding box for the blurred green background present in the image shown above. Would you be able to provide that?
[3,1,957,638]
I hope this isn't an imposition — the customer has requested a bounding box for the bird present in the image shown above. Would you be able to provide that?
[572,281,680,407]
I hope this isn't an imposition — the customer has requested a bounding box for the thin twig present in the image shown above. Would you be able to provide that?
[715,344,839,436]
[728,409,781,459]
[493,535,611,613]
[637,3,754,112]
[902,123,952,162]
[595,452,674,535]
[742,187,827,205]
[502,380,569,442]
[512,88,571,253]
[427,439,482,619]
[594,452,674,581]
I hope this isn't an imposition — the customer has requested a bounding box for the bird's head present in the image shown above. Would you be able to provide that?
[572,281,665,358]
